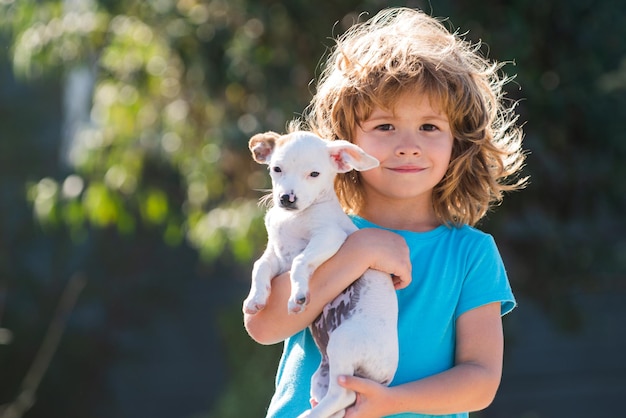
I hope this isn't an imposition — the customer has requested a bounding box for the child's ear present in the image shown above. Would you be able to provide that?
[327,140,379,173]
[249,131,280,164]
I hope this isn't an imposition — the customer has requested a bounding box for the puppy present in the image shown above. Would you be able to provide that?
[243,130,398,418]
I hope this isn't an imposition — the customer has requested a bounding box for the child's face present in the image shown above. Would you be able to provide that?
[354,91,454,206]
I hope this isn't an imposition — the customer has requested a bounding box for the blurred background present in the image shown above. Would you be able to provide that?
[0,0,624,417]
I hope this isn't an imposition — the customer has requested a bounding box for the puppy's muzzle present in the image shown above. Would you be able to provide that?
[279,193,297,210]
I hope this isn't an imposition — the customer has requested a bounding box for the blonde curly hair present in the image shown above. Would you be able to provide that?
[300,7,527,226]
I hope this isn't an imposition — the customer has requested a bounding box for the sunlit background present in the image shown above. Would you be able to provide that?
[0,0,624,417]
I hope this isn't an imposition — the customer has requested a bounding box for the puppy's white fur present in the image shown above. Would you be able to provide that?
[243,131,399,418]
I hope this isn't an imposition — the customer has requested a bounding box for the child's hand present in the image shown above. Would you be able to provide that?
[346,228,412,290]
[338,375,392,418]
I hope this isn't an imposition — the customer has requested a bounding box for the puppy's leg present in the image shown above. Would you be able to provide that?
[299,335,357,418]
[299,365,355,418]
[310,356,330,407]
[288,229,347,314]
[243,249,279,314]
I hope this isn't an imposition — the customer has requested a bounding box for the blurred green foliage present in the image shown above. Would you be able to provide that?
[0,0,625,417]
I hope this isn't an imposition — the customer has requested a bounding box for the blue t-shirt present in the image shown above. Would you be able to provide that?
[266,216,516,418]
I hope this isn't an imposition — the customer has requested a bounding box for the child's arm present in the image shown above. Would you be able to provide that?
[244,228,411,345]
[339,302,504,417]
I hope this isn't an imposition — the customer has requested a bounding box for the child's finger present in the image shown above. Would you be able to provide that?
[338,374,370,392]
[392,273,411,290]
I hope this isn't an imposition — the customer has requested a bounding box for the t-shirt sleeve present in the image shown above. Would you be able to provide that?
[455,234,516,319]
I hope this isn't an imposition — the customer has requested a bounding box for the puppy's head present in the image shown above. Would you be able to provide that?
[249,131,378,211]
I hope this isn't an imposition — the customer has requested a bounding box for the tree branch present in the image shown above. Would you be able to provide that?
[0,273,86,418]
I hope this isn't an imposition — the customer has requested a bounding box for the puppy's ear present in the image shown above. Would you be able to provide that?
[327,140,379,173]
[249,131,280,164]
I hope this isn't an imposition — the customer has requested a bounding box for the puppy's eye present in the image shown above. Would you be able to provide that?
[310,171,320,178]
[273,167,282,173]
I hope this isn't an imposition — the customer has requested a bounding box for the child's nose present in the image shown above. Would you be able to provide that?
[396,134,421,156]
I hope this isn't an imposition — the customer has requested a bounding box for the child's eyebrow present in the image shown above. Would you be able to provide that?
[363,110,394,122]
[364,115,392,123]
[422,114,449,123]
[365,113,449,123]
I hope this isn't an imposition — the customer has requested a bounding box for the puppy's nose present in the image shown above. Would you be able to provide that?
[279,193,297,208]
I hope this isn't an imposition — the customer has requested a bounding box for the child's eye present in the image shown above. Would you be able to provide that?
[421,124,439,132]
[376,124,394,132]
[273,166,282,173]
[310,171,320,178]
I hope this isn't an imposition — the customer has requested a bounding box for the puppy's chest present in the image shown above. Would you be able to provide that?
[267,211,313,266]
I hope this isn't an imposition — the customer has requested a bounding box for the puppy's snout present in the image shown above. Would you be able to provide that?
[279,193,297,209]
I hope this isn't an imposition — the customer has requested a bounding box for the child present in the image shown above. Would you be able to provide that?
[244,7,526,418]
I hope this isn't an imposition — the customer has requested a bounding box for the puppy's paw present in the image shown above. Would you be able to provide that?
[287,291,310,314]
[243,287,270,315]
[242,298,266,315]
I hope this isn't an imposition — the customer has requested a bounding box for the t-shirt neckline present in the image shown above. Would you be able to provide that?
[349,214,452,240]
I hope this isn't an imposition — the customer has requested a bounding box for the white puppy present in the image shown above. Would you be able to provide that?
[243,130,398,418]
